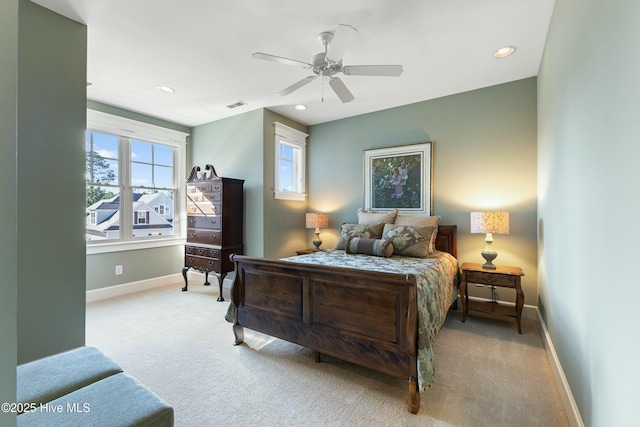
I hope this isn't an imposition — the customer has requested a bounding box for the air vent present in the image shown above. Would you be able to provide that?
[226,101,247,109]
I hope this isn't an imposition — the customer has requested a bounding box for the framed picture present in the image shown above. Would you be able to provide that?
[363,142,432,214]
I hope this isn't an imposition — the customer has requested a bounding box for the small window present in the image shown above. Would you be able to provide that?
[155,204,169,215]
[136,211,148,224]
[273,122,308,201]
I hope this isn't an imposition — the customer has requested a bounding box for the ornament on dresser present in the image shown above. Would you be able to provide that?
[182,164,244,301]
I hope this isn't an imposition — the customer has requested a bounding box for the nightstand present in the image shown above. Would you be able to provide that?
[459,262,525,333]
[295,248,316,255]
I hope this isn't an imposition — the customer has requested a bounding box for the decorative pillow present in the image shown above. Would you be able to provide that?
[345,237,394,258]
[394,215,441,253]
[382,224,436,258]
[335,223,385,250]
[356,208,398,225]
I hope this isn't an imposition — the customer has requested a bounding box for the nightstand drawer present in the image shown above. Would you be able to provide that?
[466,271,517,288]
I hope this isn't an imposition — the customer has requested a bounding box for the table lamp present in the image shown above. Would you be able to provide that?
[470,211,510,269]
[305,213,329,251]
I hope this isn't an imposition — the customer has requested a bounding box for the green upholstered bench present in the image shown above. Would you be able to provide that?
[17,346,173,427]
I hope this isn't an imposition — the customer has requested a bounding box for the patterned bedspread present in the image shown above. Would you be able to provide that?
[227,249,459,391]
[281,249,459,391]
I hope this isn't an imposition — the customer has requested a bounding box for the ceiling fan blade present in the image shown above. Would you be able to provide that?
[252,52,312,69]
[277,76,317,96]
[329,77,355,103]
[342,65,404,76]
[327,24,357,62]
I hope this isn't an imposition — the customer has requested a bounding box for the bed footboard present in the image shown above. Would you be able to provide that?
[230,254,421,414]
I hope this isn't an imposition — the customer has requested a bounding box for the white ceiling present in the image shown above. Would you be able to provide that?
[33,0,555,127]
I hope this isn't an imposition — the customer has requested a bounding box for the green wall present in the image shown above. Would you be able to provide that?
[85,101,190,291]
[0,1,19,424]
[190,109,309,259]
[308,78,538,305]
[188,79,537,301]
[538,0,640,425]
[191,109,265,258]
[87,100,191,134]
[262,110,309,258]
[15,0,87,363]
[86,246,184,291]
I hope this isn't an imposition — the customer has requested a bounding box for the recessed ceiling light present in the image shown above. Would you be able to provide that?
[294,104,307,111]
[493,46,517,58]
[157,86,175,94]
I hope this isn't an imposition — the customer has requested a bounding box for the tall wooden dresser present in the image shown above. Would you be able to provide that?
[182,164,244,301]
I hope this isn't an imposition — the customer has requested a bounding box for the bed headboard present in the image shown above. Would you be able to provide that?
[435,225,457,258]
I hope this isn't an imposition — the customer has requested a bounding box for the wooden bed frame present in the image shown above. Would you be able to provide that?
[229,225,457,414]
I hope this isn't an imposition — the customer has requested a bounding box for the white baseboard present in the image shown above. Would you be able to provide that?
[536,308,584,427]
[86,273,183,303]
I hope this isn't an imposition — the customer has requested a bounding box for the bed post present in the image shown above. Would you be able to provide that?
[229,254,244,346]
[232,324,244,346]
[408,377,420,414]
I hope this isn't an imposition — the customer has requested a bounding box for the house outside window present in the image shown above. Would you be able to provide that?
[86,110,188,254]
[273,121,308,201]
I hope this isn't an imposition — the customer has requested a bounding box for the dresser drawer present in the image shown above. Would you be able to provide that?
[184,254,221,273]
[187,215,221,230]
[185,245,220,258]
[187,192,222,203]
[187,229,221,245]
[187,201,221,216]
[187,183,212,194]
[466,271,517,288]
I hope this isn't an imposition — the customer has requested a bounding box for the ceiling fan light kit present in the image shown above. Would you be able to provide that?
[252,24,404,103]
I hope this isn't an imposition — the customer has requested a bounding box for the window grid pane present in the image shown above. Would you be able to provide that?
[86,129,177,242]
[86,187,120,241]
[131,188,175,238]
[278,141,298,192]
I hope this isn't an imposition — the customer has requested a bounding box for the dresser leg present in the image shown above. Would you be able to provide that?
[181,266,190,291]
[217,273,227,302]
[203,271,211,286]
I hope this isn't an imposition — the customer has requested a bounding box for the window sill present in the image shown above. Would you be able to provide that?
[274,191,306,201]
[86,237,186,255]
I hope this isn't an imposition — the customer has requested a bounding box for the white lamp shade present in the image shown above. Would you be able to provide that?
[470,212,510,234]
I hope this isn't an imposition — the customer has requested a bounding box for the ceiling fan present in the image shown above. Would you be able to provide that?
[252,24,403,103]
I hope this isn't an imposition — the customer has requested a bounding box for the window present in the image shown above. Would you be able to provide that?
[86,110,188,253]
[155,204,170,216]
[273,122,308,201]
[136,211,148,224]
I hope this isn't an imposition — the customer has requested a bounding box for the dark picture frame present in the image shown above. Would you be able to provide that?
[363,142,432,214]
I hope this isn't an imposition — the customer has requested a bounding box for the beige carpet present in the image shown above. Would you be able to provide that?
[86,283,569,427]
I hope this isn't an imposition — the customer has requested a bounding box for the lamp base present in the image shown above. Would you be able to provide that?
[312,232,322,251]
[481,250,498,269]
